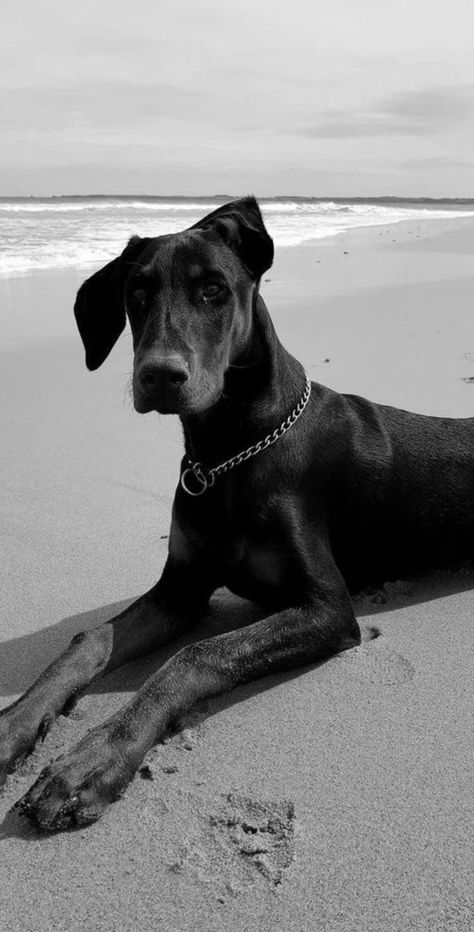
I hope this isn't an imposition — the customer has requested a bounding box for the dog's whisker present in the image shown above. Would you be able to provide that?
[122,376,134,407]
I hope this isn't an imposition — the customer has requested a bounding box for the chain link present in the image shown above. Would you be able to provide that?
[180,375,312,496]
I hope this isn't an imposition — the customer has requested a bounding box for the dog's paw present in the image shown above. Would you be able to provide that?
[13,728,137,833]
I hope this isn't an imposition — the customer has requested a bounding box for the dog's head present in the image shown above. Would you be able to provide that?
[74,196,273,416]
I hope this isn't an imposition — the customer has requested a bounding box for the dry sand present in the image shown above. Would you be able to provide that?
[0,217,473,931]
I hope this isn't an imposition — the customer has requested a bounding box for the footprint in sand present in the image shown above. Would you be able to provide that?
[212,793,296,888]
[370,648,415,685]
[343,642,415,686]
[169,793,296,895]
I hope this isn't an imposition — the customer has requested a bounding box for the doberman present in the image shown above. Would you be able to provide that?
[1,197,473,832]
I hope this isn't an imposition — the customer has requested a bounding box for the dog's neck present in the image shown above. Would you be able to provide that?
[181,293,306,467]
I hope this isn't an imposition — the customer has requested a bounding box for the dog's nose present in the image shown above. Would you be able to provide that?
[138,356,189,393]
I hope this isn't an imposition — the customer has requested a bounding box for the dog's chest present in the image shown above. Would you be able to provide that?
[217,498,304,602]
[170,503,299,602]
[223,534,289,601]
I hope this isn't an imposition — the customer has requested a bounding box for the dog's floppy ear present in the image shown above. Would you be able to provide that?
[192,196,274,279]
[74,236,149,371]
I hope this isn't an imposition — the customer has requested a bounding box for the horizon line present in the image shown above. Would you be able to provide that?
[1,193,474,203]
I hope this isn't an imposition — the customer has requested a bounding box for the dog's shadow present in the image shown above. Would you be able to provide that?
[0,592,264,699]
[1,567,473,700]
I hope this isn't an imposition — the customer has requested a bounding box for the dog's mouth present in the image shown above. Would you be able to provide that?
[133,382,222,417]
[133,389,187,416]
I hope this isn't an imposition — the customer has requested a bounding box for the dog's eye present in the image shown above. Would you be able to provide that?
[129,286,147,308]
[201,283,224,300]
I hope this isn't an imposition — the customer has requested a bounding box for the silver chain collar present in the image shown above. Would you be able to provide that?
[180,374,312,496]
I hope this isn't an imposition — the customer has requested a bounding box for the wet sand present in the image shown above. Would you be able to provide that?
[1,216,473,931]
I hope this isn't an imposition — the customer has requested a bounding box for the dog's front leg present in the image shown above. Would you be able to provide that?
[16,571,360,832]
[0,559,213,790]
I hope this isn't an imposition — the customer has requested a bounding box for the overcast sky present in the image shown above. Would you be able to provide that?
[2,0,474,197]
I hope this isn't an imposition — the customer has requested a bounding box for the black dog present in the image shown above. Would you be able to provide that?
[1,197,473,832]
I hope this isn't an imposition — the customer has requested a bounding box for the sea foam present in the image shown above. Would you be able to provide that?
[1,196,473,277]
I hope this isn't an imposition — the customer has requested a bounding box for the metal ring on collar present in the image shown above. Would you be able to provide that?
[180,463,214,496]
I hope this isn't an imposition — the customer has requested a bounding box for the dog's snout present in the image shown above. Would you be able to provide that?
[139,356,189,392]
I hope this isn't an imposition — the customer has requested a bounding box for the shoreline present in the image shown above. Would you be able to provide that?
[2,209,474,281]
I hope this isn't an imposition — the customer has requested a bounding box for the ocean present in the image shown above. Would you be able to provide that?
[1,195,474,277]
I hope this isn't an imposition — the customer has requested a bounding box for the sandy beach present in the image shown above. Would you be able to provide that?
[1,216,473,931]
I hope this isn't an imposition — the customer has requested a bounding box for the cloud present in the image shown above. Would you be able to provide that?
[299,85,474,138]
[384,87,474,121]
[402,155,474,170]
[303,116,428,138]
[0,82,208,132]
